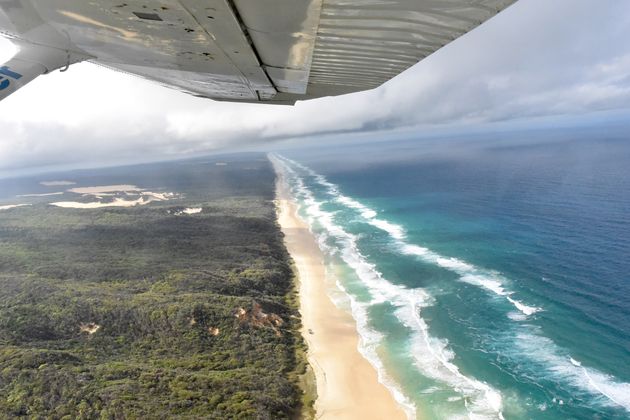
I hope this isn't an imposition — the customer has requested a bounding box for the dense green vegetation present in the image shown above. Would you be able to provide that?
[0,155,311,419]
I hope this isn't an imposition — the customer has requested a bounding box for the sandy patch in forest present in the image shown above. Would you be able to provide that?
[172,207,202,215]
[79,323,100,334]
[0,204,30,210]
[51,185,177,209]
[52,197,153,209]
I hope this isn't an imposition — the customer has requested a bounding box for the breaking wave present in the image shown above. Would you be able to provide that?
[273,154,506,419]
[278,154,541,318]
[513,332,630,412]
[274,154,630,415]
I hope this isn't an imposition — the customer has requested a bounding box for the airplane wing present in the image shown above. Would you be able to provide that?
[0,0,516,104]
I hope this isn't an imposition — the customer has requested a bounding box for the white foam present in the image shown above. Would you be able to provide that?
[337,195,378,219]
[277,154,630,415]
[515,333,630,412]
[582,367,630,410]
[401,244,430,256]
[436,257,477,273]
[271,155,420,419]
[506,297,541,316]
[280,155,542,319]
[399,298,505,419]
[323,182,408,240]
[460,273,508,296]
[402,236,541,317]
[369,218,407,240]
[347,289,419,420]
[280,154,409,242]
[507,311,527,322]
[273,155,506,419]
[361,209,378,219]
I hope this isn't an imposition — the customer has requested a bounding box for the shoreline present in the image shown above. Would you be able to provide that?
[273,159,407,420]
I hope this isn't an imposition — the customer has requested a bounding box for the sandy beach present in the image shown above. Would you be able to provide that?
[273,162,407,420]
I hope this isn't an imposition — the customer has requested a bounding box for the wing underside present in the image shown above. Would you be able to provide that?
[0,0,516,104]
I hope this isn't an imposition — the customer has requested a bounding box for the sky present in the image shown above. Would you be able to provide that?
[0,0,629,175]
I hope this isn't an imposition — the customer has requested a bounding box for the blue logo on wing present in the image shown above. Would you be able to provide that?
[0,66,23,91]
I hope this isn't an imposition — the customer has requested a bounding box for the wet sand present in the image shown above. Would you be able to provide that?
[273,161,407,420]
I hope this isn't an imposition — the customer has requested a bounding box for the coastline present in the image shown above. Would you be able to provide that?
[273,159,407,420]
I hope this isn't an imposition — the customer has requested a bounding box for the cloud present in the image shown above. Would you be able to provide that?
[0,0,629,173]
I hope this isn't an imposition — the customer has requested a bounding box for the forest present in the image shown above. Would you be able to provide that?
[0,154,312,419]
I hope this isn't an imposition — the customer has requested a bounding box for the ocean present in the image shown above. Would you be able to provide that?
[272,125,630,419]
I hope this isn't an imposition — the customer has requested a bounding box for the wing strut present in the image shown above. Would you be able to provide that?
[0,41,87,101]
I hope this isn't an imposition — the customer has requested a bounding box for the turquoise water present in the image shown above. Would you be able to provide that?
[271,128,630,419]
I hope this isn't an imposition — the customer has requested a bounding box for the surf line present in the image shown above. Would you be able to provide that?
[273,154,507,419]
[278,154,630,413]
[569,356,630,411]
[275,154,541,319]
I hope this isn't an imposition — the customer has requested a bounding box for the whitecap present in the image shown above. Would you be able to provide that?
[278,154,630,415]
[368,218,407,240]
[460,273,508,296]
[401,244,431,256]
[507,311,527,322]
[273,155,507,419]
[361,209,378,219]
[515,333,630,412]
[507,297,541,316]
[282,155,542,318]
[271,154,420,419]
